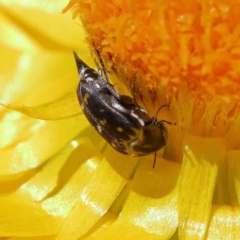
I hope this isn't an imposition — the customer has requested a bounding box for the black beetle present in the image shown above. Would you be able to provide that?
[74,51,175,167]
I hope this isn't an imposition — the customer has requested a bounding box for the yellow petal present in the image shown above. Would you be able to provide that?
[84,212,118,239]
[10,237,54,240]
[0,112,86,181]
[19,133,92,202]
[207,205,240,239]
[0,2,86,50]
[1,92,81,120]
[41,139,103,218]
[0,4,93,107]
[227,150,240,205]
[56,147,139,240]
[1,0,68,13]
[178,135,224,239]
[93,157,180,240]
[0,49,79,106]
[0,192,62,236]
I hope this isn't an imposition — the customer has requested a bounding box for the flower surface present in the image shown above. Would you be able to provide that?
[0,0,240,240]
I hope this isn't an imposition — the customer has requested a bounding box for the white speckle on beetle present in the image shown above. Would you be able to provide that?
[83,93,90,104]
[96,125,102,133]
[111,142,117,148]
[116,127,124,132]
[81,103,85,110]
[95,83,101,88]
[100,119,107,126]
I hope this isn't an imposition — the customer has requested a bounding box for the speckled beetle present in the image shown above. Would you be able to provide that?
[74,51,175,167]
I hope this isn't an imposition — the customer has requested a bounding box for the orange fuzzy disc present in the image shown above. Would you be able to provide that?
[64,0,240,103]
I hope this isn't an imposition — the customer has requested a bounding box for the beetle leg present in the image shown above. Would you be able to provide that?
[94,46,110,83]
[105,84,136,105]
[152,153,157,168]
[93,58,101,74]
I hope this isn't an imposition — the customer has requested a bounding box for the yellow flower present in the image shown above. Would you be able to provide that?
[0,0,98,238]
[64,0,240,239]
[0,1,240,240]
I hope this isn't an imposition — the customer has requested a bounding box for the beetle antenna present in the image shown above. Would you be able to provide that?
[152,104,168,124]
[93,45,110,83]
[153,104,177,126]
[160,120,177,125]
[93,58,101,74]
